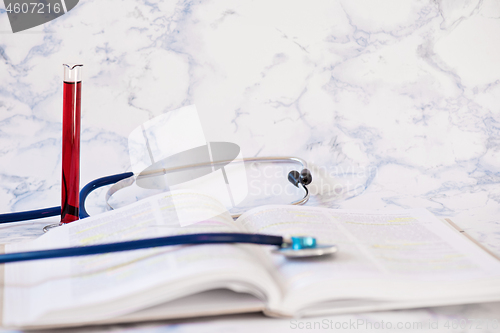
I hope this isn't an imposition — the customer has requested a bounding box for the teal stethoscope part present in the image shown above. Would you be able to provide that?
[292,236,316,249]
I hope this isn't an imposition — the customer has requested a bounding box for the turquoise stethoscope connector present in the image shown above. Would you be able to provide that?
[292,236,316,249]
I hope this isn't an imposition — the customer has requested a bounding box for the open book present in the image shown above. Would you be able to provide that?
[2,191,500,329]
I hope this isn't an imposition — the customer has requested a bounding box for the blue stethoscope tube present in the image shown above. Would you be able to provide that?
[0,172,134,224]
[0,233,284,264]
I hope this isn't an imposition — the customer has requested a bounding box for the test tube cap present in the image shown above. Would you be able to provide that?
[63,64,83,82]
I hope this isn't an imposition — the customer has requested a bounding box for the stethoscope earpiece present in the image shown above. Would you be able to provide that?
[300,169,312,185]
[288,169,312,187]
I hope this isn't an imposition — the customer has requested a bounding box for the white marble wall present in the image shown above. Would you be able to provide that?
[0,0,500,331]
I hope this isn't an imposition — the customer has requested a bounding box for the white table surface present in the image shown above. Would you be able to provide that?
[1,0,500,332]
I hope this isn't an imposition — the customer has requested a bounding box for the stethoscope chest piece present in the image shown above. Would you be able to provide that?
[274,236,337,258]
[273,244,337,258]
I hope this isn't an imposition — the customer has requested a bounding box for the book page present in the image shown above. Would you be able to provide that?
[237,206,500,314]
[2,191,280,328]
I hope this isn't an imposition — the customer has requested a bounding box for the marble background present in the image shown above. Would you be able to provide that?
[1,0,500,332]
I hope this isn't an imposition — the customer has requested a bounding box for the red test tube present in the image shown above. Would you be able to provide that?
[61,64,83,224]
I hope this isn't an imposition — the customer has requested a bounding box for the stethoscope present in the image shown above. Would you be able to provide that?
[0,156,313,222]
[0,157,338,263]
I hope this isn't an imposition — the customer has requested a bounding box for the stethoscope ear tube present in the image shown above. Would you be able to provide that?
[105,157,312,219]
[79,172,134,219]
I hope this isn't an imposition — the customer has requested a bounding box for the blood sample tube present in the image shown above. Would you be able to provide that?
[61,64,83,224]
